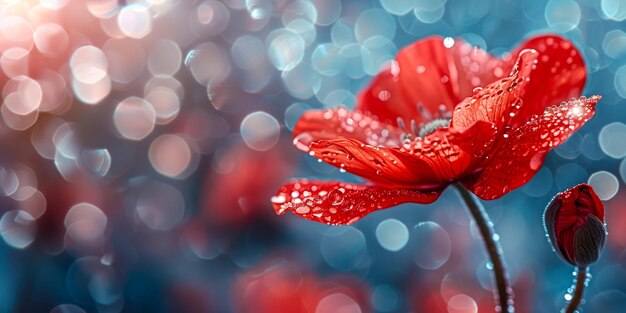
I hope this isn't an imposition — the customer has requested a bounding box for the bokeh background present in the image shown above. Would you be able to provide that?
[0,0,625,312]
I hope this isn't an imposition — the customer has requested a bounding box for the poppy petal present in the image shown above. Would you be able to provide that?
[357,36,506,126]
[292,107,404,151]
[463,95,600,200]
[271,180,441,225]
[509,35,587,127]
[307,137,442,187]
[403,120,497,182]
[451,49,538,132]
[308,120,496,187]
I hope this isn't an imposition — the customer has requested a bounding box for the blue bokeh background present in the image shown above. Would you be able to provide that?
[0,0,626,312]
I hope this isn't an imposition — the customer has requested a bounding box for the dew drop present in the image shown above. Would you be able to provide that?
[327,189,344,205]
[271,195,286,204]
[296,206,311,214]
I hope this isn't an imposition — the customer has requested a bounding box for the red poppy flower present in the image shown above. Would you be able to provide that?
[544,183,606,267]
[273,34,600,225]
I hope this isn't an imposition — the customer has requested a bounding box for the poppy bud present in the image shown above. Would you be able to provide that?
[544,184,607,267]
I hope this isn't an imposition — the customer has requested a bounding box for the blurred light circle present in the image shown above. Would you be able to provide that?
[282,62,321,99]
[311,0,341,26]
[4,76,42,115]
[72,75,112,105]
[118,4,152,39]
[231,35,266,70]
[0,167,19,196]
[65,257,122,306]
[86,0,119,18]
[447,294,478,313]
[65,203,107,243]
[113,97,156,141]
[145,75,184,100]
[331,18,355,47]
[284,102,310,130]
[544,0,580,32]
[287,18,317,46]
[53,122,80,159]
[247,0,273,20]
[193,0,230,37]
[37,70,68,113]
[0,210,36,249]
[322,89,356,108]
[414,6,446,24]
[70,45,108,84]
[40,0,70,9]
[18,188,47,220]
[339,43,368,79]
[580,134,605,161]
[0,16,33,51]
[103,39,146,84]
[145,87,180,125]
[554,133,582,159]
[148,134,192,178]
[0,47,29,78]
[0,47,30,77]
[380,0,417,16]
[362,36,397,75]
[312,43,345,76]
[412,221,451,270]
[554,163,587,190]
[371,284,399,312]
[588,170,619,201]
[185,42,231,85]
[80,149,112,177]
[136,182,185,231]
[615,65,626,99]
[282,0,318,25]
[621,158,626,184]
[354,9,396,43]
[1,98,39,131]
[50,304,86,313]
[415,0,447,11]
[602,0,626,21]
[33,23,69,57]
[599,122,626,158]
[267,28,305,71]
[376,218,409,252]
[240,111,280,151]
[148,40,182,76]
[320,227,367,271]
[602,30,626,59]
[316,293,362,313]
[240,63,273,93]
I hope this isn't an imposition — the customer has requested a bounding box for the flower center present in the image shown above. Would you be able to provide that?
[397,117,451,141]
[419,118,451,137]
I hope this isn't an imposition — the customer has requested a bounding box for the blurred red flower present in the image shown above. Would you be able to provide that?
[202,138,298,224]
[273,35,600,225]
[232,258,370,313]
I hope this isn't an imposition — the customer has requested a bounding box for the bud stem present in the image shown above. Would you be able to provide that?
[565,266,588,313]
[454,184,514,312]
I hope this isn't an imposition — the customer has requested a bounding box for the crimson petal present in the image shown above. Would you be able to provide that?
[463,96,600,200]
[451,49,538,132]
[357,36,506,126]
[292,107,404,150]
[271,180,441,225]
[507,35,587,127]
[308,120,496,187]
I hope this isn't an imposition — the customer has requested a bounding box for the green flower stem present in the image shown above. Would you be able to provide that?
[454,184,514,313]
